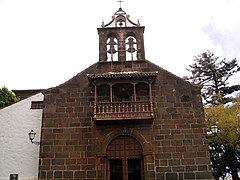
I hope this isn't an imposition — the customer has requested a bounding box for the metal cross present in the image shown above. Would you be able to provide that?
[117,0,124,8]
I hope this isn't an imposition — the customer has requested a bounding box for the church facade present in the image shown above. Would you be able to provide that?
[39,8,213,180]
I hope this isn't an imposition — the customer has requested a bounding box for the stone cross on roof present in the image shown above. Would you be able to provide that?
[117,0,124,8]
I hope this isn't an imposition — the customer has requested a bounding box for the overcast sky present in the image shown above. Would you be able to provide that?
[0,0,239,90]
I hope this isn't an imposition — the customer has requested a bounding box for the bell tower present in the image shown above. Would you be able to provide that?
[98,7,145,62]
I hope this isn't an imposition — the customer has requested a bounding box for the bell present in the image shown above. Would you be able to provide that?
[126,37,136,53]
[127,47,136,53]
[107,45,117,54]
[107,37,117,54]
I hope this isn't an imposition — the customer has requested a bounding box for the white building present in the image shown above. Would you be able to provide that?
[0,93,43,180]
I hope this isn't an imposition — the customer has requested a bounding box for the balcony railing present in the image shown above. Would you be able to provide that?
[94,101,154,121]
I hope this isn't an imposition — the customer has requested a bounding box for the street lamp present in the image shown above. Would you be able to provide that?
[211,125,218,134]
[28,130,41,145]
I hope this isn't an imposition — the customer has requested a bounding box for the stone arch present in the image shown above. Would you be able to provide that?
[107,32,118,39]
[126,31,137,39]
[99,129,152,156]
[106,32,118,61]
[107,135,143,158]
[125,31,137,60]
[115,15,126,27]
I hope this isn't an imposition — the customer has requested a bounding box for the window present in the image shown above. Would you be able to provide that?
[97,84,110,102]
[31,101,43,109]
[113,83,133,102]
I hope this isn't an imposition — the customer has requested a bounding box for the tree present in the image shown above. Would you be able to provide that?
[186,51,240,179]
[205,99,240,180]
[0,86,19,109]
[186,50,240,104]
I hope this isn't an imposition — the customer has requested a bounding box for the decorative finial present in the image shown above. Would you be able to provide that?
[137,19,140,26]
[117,0,124,8]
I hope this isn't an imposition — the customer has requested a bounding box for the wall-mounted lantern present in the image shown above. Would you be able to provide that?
[28,130,41,145]
[211,125,218,134]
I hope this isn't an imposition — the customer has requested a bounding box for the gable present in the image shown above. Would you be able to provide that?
[44,60,200,97]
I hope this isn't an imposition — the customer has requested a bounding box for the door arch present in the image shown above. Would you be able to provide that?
[106,135,143,180]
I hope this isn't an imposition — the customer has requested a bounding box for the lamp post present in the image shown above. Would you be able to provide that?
[28,130,40,145]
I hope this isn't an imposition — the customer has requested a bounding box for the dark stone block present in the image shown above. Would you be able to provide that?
[196,172,213,179]
[166,173,177,180]
[184,172,195,179]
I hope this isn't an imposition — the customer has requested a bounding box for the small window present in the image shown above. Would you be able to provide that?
[97,84,110,102]
[31,101,43,109]
[10,174,18,180]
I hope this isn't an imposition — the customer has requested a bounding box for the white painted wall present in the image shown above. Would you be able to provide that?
[0,93,43,180]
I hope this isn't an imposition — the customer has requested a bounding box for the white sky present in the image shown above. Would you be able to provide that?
[0,0,240,90]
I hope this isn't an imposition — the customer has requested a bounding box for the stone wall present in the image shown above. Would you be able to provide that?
[39,61,212,179]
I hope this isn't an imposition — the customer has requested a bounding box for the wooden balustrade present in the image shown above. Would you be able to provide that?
[94,101,154,120]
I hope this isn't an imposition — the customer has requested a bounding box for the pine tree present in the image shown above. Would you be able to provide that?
[186,50,240,104]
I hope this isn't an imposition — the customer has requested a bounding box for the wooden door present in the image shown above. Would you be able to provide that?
[107,136,143,180]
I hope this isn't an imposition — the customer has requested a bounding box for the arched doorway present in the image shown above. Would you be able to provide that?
[106,135,143,180]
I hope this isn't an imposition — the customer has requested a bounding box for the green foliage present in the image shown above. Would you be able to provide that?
[186,50,240,104]
[0,86,19,109]
[205,98,240,179]
[206,102,240,148]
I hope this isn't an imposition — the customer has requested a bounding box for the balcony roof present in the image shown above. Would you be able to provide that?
[87,71,158,81]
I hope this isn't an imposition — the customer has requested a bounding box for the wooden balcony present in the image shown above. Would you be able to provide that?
[94,101,154,121]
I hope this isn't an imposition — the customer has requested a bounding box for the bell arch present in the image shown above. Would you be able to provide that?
[125,35,137,61]
[106,33,118,61]
[115,15,126,27]
[98,7,146,62]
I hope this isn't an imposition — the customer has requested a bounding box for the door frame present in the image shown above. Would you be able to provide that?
[106,135,144,180]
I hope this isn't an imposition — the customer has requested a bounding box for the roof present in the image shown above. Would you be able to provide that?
[87,71,158,80]
[12,89,45,100]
